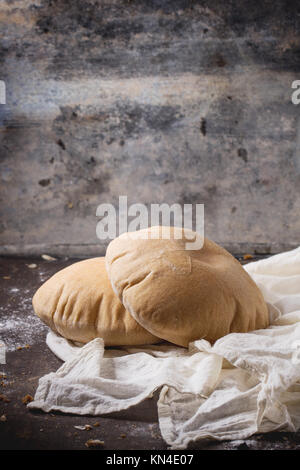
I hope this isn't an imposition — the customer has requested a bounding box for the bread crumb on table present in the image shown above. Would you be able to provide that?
[22,394,33,404]
[85,439,105,448]
[74,424,93,431]
[41,254,57,261]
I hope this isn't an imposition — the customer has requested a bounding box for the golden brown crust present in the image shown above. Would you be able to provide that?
[106,226,269,347]
[32,257,160,346]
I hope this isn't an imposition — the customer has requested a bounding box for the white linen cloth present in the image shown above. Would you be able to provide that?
[28,247,300,449]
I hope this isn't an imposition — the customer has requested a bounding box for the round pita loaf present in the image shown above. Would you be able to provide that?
[105,226,269,347]
[32,257,160,346]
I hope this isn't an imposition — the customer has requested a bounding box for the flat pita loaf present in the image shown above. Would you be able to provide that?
[32,257,160,346]
[105,226,269,347]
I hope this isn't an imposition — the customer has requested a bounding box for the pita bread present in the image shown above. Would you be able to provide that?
[32,257,160,346]
[105,226,269,347]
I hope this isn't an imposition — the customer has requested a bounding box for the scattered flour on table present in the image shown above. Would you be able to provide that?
[38,271,51,283]
[0,296,48,352]
[9,288,19,293]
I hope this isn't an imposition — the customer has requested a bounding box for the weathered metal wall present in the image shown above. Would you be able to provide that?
[0,0,299,256]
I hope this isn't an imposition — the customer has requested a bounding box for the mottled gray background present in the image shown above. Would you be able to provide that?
[0,0,300,256]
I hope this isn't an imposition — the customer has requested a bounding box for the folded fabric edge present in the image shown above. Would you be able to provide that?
[157,386,261,450]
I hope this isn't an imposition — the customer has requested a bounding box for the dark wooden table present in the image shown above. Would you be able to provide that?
[0,256,299,450]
